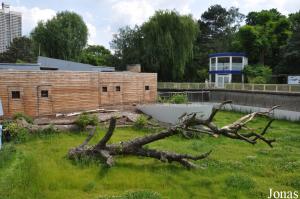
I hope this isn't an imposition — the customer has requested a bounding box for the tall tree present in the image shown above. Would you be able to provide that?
[237,9,291,66]
[0,36,36,63]
[276,11,300,74]
[188,5,244,82]
[142,10,199,81]
[79,45,113,66]
[31,11,88,61]
[110,26,144,71]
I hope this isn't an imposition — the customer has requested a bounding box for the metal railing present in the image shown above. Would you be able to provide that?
[158,82,300,93]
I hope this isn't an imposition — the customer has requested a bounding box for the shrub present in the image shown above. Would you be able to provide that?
[169,93,188,104]
[13,112,33,124]
[244,64,272,84]
[75,113,98,129]
[134,115,148,129]
[3,122,30,143]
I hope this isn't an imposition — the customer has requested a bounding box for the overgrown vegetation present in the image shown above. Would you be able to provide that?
[99,191,161,199]
[75,113,98,129]
[13,112,33,124]
[0,111,299,198]
[243,64,272,83]
[133,115,148,129]
[158,93,189,104]
[2,121,30,143]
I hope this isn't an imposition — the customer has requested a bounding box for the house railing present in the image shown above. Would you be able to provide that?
[158,82,300,93]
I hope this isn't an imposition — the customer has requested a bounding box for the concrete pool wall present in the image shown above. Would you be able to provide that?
[138,103,300,123]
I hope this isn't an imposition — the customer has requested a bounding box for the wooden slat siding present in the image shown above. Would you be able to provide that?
[0,71,157,117]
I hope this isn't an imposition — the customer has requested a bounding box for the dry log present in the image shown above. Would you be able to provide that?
[68,101,279,168]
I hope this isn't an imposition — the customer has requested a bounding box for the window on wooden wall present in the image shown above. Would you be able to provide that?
[11,91,20,99]
[116,86,121,92]
[41,90,49,98]
[102,86,107,92]
[145,85,150,90]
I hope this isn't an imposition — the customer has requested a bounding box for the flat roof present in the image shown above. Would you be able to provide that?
[208,52,246,57]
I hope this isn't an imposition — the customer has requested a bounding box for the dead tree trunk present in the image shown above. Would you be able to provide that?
[68,101,279,168]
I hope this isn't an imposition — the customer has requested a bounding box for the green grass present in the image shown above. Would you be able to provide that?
[0,111,299,199]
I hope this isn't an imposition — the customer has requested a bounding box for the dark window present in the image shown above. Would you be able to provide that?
[211,74,215,82]
[102,86,107,92]
[232,74,242,83]
[41,90,48,98]
[116,86,121,92]
[211,58,216,64]
[11,91,20,99]
[232,57,243,63]
[145,85,150,90]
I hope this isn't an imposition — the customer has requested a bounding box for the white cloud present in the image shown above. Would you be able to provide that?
[112,0,155,25]
[11,6,56,35]
[86,22,97,45]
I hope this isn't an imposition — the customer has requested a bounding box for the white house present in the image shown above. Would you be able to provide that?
[209,52,248,88]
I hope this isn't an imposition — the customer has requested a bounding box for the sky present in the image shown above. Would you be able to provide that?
[4,0,300,49]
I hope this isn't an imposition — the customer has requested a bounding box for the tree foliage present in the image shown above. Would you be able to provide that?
[189,5,244,81]
[244,64,272,83]
[31,11,88,61]
[110,26,144,71]
[79,45,112,66]
[142,10,198,81]
[236,9,291,66]
[276,11,300,74]
[0,37,36,63]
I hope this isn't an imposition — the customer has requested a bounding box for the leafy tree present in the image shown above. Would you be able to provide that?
[197,5,244,54]
[189,5,244,82]
[0,36,36,63]
[237,9,291,67]
[244,64,272,83]
[276,11,300,74]
[110,26,144,71]
[31,11,88,61]
[142,10,199,81]
[79,45,112,66]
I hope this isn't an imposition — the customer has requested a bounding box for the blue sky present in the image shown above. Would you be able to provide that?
[5,0,300,49]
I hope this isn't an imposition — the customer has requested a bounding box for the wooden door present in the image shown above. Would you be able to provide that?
[37,85,53,116]
[112,83,123,105]
[7,87,24,115]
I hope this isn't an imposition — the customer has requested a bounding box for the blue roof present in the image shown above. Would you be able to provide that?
[0,56,115,72]
[208,52,246,58]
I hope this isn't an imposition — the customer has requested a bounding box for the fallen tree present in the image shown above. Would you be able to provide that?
[68,101,279,168]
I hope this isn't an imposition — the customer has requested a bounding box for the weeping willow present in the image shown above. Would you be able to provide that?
[142,10,199,81]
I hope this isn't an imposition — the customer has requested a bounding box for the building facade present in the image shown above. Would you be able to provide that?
[209,52,248,88]
[0,71,157,118]
[0,3,22,53]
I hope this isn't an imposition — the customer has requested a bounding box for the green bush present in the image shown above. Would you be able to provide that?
[244,64,272,84]
[134,115,148,129]
[3,122,30,143]
[13,112,33,124]
[169,94,188,104]
[75,113,98,129]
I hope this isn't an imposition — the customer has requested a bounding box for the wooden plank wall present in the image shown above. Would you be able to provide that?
[0,71,157,117]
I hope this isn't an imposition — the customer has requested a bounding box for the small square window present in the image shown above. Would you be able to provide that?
[11,91,20,99]
[116,86,121,92]
[102,86,107,92]
[41,90,48,98]
[145,85,150,90]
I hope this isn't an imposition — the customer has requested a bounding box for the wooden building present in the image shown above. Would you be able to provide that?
[0,71,157,117]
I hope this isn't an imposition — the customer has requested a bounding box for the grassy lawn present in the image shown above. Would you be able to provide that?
[0,111,299,199]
